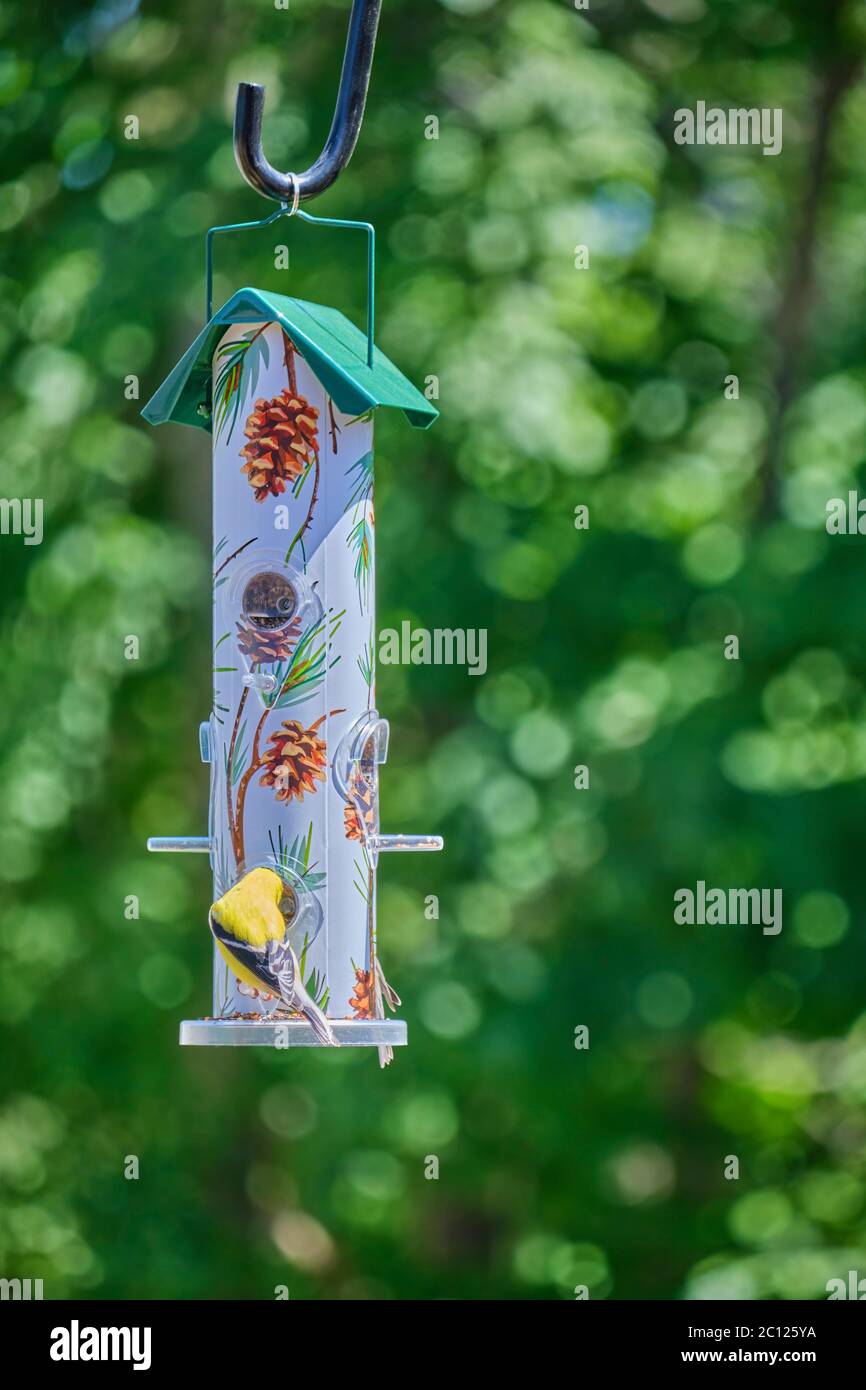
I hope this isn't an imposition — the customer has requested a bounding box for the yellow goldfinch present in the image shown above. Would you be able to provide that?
[210,867,338,1046]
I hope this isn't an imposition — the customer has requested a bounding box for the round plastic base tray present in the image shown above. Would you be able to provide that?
[179,1017,407,1048]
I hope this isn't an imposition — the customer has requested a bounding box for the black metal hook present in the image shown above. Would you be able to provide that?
[233,0,383,204]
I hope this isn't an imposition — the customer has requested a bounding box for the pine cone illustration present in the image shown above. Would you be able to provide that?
[350,968,373,1019]
[344,736,377,841]
[236,614,301,666]
[260,717,327,803]
[344,803,363,841]
[240,390,319,502]
[344,762,376,842]
[349,963,401,1020]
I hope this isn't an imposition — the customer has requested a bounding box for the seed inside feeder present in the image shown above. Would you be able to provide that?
[242,572,297,630]
[279,887,298,924]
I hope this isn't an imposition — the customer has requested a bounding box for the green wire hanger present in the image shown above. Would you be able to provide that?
[205,201,376,368]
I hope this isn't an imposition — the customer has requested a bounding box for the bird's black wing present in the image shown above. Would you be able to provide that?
[265,936,296,1004]
[208,913,283,997]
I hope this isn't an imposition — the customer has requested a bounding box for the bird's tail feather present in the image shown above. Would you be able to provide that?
[306,1006,339,1047]
[376,959,401,1012]
[297,988,340,1047]
[370,961,396,1066]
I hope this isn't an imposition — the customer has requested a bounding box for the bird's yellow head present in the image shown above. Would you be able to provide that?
[210,866,288,947]
[242,866,284,903]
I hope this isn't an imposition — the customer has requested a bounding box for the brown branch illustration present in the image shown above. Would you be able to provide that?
[273,328,321,562]
[327,398,340,454]
[282,330,297,395]
[226,686,249,867]
[231,703,272,866]
[214,536,257,583]
[286,451,320,563]
[229,697,341,865]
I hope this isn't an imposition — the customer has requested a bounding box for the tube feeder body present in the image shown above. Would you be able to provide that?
[143,289,439,1050]
[211,318,376,1022]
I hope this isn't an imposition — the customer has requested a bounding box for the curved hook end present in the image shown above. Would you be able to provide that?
[234,82,290,202]
[231,0,382,204]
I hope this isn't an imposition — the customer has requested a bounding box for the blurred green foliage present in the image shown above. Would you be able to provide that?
[3,0,866,1300]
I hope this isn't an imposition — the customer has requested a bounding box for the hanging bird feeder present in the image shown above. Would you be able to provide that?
[141,0,442,1060]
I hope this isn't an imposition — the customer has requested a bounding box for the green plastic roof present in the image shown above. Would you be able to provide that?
[141,287,438,432]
